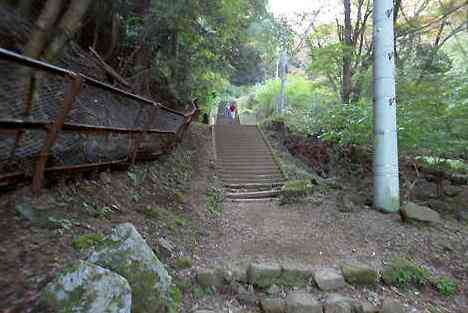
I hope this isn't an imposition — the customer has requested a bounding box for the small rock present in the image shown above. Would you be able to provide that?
[222,262,249,283]
[157,237,175,258]
[100,172,112,184]
[41,261,131,313]
[400,202,441,224]
[324,294,359,313]
[261,297,286,313]
[248,262,282,288]
[281,262,315,287]
[425,199,452,213]
[381,299,406,313]
[285,291,322,313]
[237,284,257,305]
[444,185,463,197]
[341,262,379,286]
[266,284,281,296]
[314,268,345,291]
[362,302,379,313]
[197,268,225,288]
[458,208,468,223]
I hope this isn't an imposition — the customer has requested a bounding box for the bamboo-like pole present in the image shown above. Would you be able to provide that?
[278,49,288,113]
[373,0,400,212]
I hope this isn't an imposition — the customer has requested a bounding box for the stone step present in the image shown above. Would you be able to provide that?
[221,178,285,185]
[229,197,279,203]
[225,190,281,199]
[219,174,283,181]
[218,167,280,174]
[217,151,271,156]
[224,182,285,189]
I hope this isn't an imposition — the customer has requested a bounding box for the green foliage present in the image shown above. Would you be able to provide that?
[382,257,431,289]
[280,179,315,205]
[47,217,73,231]
[434,277,458,297]
[206,186,224,216]
[72,233,105,250]
[175,256,193,269]
[168,286,183,313]
[192,286,213,299]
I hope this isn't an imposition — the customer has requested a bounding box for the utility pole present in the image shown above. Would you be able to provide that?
[278,49,288,113]
[373,0,400,212]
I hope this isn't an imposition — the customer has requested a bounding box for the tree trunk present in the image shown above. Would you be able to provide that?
[43,0,93,62]
[23,0,63,59]
[342,0,353,104]
[18,0,33,19]
[104,14,121,60]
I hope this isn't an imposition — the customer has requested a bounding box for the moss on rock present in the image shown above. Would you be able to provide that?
[280,180,314,205]
[72,233,105,251]
[87,223,172,313]
[41,261,131,313]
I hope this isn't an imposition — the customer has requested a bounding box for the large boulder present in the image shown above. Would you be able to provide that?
[285,291,322,313]
[324,294,361,313]
[313,268,345,291]
[400,202,441,224]
[341,262,379,286]
[381,298,406,313]
[87,223,172,313]
[41,261,131,313]
[248,262,282,288]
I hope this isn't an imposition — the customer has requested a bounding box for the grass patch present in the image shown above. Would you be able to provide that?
[382,257,431,289]
[206,186,224,215]
[192,286,213,299]
[169,286,183,313]
[434,276,458,296]
[141,207,190,233]
[416,156,467,174]
[175,256,192,269]
[72,233,105,250]
[280,179,314,204]
[142,207,165,219]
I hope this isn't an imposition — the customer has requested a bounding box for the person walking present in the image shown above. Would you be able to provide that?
[229,101,237,122]
[224,103,230,119]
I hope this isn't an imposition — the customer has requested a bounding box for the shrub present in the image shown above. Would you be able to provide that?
[175,256,193,269]
[382,257,431,289]
[434,277,458,296]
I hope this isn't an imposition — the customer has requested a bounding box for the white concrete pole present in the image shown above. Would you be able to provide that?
[373,0,400,212]
[278,49,288,113]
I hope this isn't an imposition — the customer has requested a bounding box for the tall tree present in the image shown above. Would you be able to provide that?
[23,0,63,59]
[44,0,93,61]
[341,0,353,104]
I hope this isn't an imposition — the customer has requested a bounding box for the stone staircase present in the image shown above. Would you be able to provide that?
[214,118,285,201]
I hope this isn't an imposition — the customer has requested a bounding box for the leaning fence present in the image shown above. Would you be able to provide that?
[0,48,198,192]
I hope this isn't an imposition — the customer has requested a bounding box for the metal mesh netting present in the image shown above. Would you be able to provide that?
[0,60,190,180]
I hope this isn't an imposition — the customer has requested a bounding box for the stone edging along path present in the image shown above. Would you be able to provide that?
[195,260,408,313]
